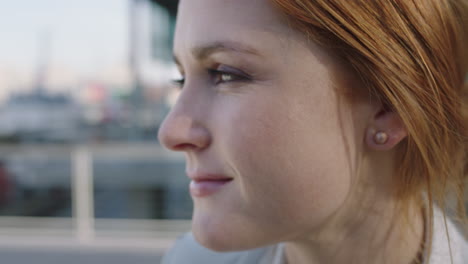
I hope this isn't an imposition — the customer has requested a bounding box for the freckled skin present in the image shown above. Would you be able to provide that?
[159,0,371,252]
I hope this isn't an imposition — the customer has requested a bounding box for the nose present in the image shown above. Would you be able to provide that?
[158,94,211,152]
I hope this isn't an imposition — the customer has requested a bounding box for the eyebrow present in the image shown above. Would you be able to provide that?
[173,40,263,66]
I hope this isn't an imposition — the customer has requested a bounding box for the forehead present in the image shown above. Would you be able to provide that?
[174,0,297,56]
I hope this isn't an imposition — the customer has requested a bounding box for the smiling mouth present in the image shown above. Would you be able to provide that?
[189,178,233,197]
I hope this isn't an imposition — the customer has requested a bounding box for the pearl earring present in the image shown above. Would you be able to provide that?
[374,131,389,145]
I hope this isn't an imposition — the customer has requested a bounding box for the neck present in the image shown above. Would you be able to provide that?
[284,198,425,264]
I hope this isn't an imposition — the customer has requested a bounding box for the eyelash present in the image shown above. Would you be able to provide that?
[172,69,249,88]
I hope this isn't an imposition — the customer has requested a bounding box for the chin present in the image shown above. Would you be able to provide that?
[191,215,263,252]
[192,225,239,252]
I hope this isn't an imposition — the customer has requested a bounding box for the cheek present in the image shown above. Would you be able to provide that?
[217,90,355,228]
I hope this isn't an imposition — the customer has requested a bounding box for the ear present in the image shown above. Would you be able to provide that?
[365,108,407,151]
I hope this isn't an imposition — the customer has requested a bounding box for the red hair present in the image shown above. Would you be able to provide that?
[272,0,468,251]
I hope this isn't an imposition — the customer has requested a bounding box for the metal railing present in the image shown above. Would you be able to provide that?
[0,143,191,252]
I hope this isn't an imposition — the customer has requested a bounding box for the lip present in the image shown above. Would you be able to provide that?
[187,172,233,197]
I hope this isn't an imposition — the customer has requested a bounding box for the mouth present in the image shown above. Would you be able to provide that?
[188,174,233,197]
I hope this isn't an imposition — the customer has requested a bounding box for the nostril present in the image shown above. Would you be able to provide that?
[173,143,198,151]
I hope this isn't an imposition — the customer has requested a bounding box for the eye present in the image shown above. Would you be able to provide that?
[209,66,250,85]
[171,66,251,89]
[209,70,237,84]
[219,72,234,82]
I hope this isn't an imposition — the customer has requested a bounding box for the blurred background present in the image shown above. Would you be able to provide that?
[0,0,188,263]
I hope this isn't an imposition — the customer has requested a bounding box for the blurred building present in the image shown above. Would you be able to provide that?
[0,1,179,145]
[0,0,189,218]
[0,2,189,263]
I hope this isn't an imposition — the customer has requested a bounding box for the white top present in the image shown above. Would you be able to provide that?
[162,208,467,264]
[426,208,467,264]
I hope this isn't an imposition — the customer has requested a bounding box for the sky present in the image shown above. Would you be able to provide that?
[0,0,130,101]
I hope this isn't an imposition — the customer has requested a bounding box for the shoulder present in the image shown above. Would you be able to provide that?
[161,233,276,264]
[428,208,468,264]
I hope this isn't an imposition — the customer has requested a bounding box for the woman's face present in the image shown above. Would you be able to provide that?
[159,0,372,251]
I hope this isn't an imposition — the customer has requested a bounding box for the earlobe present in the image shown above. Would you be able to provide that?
[365,110,407,151]
[373,131,389,145]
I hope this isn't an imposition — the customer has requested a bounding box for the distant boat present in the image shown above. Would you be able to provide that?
[0,91,81,142]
